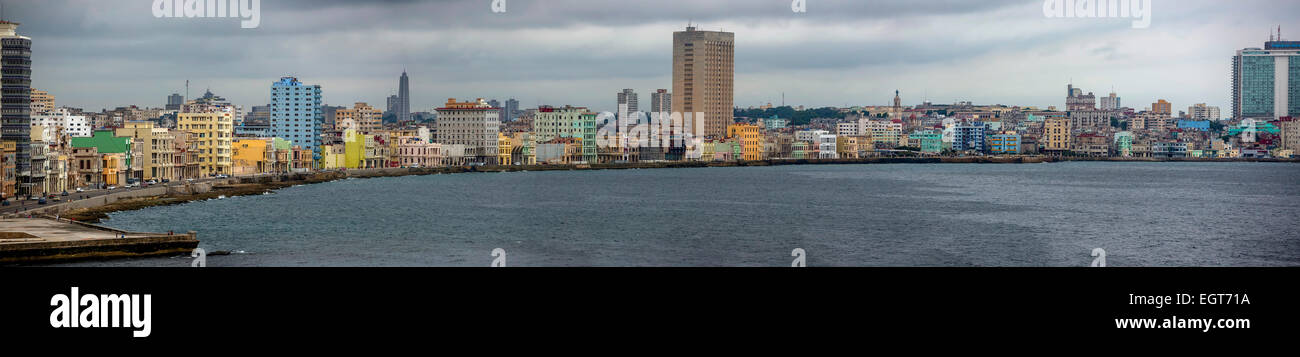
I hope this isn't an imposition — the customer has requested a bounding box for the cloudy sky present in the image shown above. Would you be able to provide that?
[8,0,1299,114]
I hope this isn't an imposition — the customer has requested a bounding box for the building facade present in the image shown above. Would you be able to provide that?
[178,111,233,176]
[1232,39,1300,119]
[672,26,734,139]
[435,98,500,164]
[270,77,323,162]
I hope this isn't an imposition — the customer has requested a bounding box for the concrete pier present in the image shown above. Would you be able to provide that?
[0,217,198,264]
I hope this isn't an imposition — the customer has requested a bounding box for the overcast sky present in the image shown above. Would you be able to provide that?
[8,0,1299,114]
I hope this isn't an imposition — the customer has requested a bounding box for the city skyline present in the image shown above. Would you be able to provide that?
[5,0,1300,113]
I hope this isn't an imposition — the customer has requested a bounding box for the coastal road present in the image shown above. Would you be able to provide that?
[0,178,227,216]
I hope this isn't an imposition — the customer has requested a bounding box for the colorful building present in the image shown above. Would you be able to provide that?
[988,133,1021,155]
[727,123,764,161]
[178,111,233,176]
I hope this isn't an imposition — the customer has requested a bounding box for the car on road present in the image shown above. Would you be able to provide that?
[2,200,9,206]
[61,191,69,196]
[75,187,84,193]
[38,198,47,205]
[107,186,117,190]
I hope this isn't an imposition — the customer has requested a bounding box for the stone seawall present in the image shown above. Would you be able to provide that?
[0,217,199,264]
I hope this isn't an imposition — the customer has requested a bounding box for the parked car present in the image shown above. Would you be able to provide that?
[38,198,47,205]
[161,179,171,183]
[61,191,69,196]
[107,186,117,190]
[75,187,84,193]
[2,200,9,206]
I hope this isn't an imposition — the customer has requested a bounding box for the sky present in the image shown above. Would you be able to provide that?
[7,0,1299,115]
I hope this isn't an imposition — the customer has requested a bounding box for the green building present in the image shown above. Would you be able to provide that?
[70,130,132,168]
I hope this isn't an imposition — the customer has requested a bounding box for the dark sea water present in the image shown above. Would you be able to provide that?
[55,162,1300,267]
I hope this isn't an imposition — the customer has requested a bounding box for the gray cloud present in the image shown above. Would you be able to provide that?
[6,0,1298,114]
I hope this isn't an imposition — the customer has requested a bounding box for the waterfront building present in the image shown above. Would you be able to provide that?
[673,26,734,139]
[532,106,597,163]
[2,141,13,199]
[909,131,943,154]
[817,134,838,159]
[270,77,323,162]
[1232,37,1300,119]
[1,21,36,196]
[32,108,91,138]
[1152,141,1189,158]
[951,123,987,152]
[1114,131,1134,157]
[988,133,1021,155]
[836,136,865,159]
[232,138,271,176]
[1072,133,1109,157]
[497,132,513,165]
[396,136,441,168]
[115,121,176,181]
[727,123,764,161]
[1044,117,1072,154]
[70,131,132,186]
[435,98,500,164]
[178,111,233,176]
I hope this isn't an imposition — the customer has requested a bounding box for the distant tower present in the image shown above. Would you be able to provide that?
[893,90,902,109]
[397,71,411,122]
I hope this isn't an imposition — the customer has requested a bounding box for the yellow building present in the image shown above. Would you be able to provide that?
[115,121,176,181]
[232,138,270,176]
[1044,117,1072,153]
[727,123,764,161]
[836,136,863,159]
[320,144,346,169]
[497,132,513,165]
[178,111,233,176]
[102,153,126,186]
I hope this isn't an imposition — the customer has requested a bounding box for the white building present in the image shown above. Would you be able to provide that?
[435,98,500,164]
[32,108,91,137]
[818,134,838,159]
